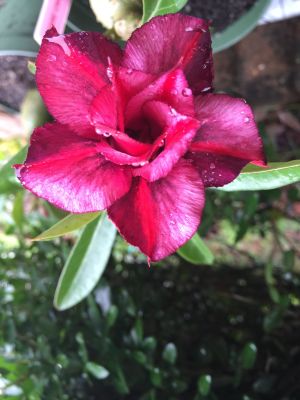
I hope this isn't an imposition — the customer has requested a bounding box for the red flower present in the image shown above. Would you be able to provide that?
[15,14,264,261]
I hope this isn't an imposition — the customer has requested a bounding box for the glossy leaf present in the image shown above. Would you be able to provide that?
[218,161,300,192]
[54,214,116,310]
[142,0,188,23]
[0,146,27,194]
[12,191,25,230]
[197,374,212,396]
[33,212,101,241]
[177,232,214,265]
[162,343,177,365]
[212,0,271,53]
[86,362,109,379]
[241,342,257,370]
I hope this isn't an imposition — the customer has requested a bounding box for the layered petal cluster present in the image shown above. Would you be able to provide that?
[15,14,264,261]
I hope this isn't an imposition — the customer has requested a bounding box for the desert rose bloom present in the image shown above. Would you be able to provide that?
[15,14,264,261]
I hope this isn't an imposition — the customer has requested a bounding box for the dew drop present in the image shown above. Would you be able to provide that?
[107,67,113,80]
[47,36,71,56]
[170,88,178,95]
[201,86,211,93]
[244,117,250,123]
[182,88,192,97]
[126,68,133,75]
[185,27,194,32]
[169,106,177,116]
[210,163,216,169]
[103,131,111,137]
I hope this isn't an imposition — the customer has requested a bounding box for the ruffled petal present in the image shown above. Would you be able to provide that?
[188,152,249,187]
[123,14,213,95]
[89,85,118,130]
[125,68,194,126]
[108,159,205,261]
[133,102,200,181]
[14,123,132,213]
[36,29,122,135]
[189,94,265,187]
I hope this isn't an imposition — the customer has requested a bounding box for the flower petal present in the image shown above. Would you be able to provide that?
[14,123,132,213]
[189,94,265,187]
[123,14,213,95]
[36,29,122,135]
[189,152,249,187]
[125,68,195,129]
[133,101,200,181]
[89,85,118,130]
[108,159,205,261]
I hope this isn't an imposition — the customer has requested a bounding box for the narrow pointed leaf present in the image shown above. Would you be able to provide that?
[142,0,188,23]
[177,232,214,265]
[218,161,300,191]
[86,362,110,379]
[33,212,101,241]
[0,146,27,194]
[54,213,116,310]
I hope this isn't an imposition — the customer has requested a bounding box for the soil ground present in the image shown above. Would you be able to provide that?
[185,0,257,32]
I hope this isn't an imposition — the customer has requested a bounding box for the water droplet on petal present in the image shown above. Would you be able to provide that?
[185,27,194,32]
[47,36,71,56]
[201,86,211,93]
[169,106,177,116]
[103,131,111,137]
[126,68,133,75]
[170,89,178,95]
[210,163,216,169]
[244,117,250,123]
[107,67,113,80]
[182,88,192,97]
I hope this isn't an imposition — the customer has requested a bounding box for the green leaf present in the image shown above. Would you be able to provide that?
[106,305,119,328]
[212,0,271,53]
[33,212,101,241]
[162,343,177,365]
[27,60,36,74]
[218,161,300,192]
[86,362,109,379]
[142,0,188,23]
[54,214,116,310]
[241,342,257,370]
[197,374,212,396]
[12,191,25,229]
[20,89,48,135]
[177,233,214,265]
[0,146,27,194]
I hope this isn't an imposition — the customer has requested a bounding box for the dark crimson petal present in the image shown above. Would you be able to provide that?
[108,159,205,261]
[36,29,122,135]
[188,94,265,187]
[89,85,118,130]
[117,67,156,108]
[133,101,200,181]
[189,152,249,187]
[123,14,213,95]
[125,69,195,127]
[14,123,132,213]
